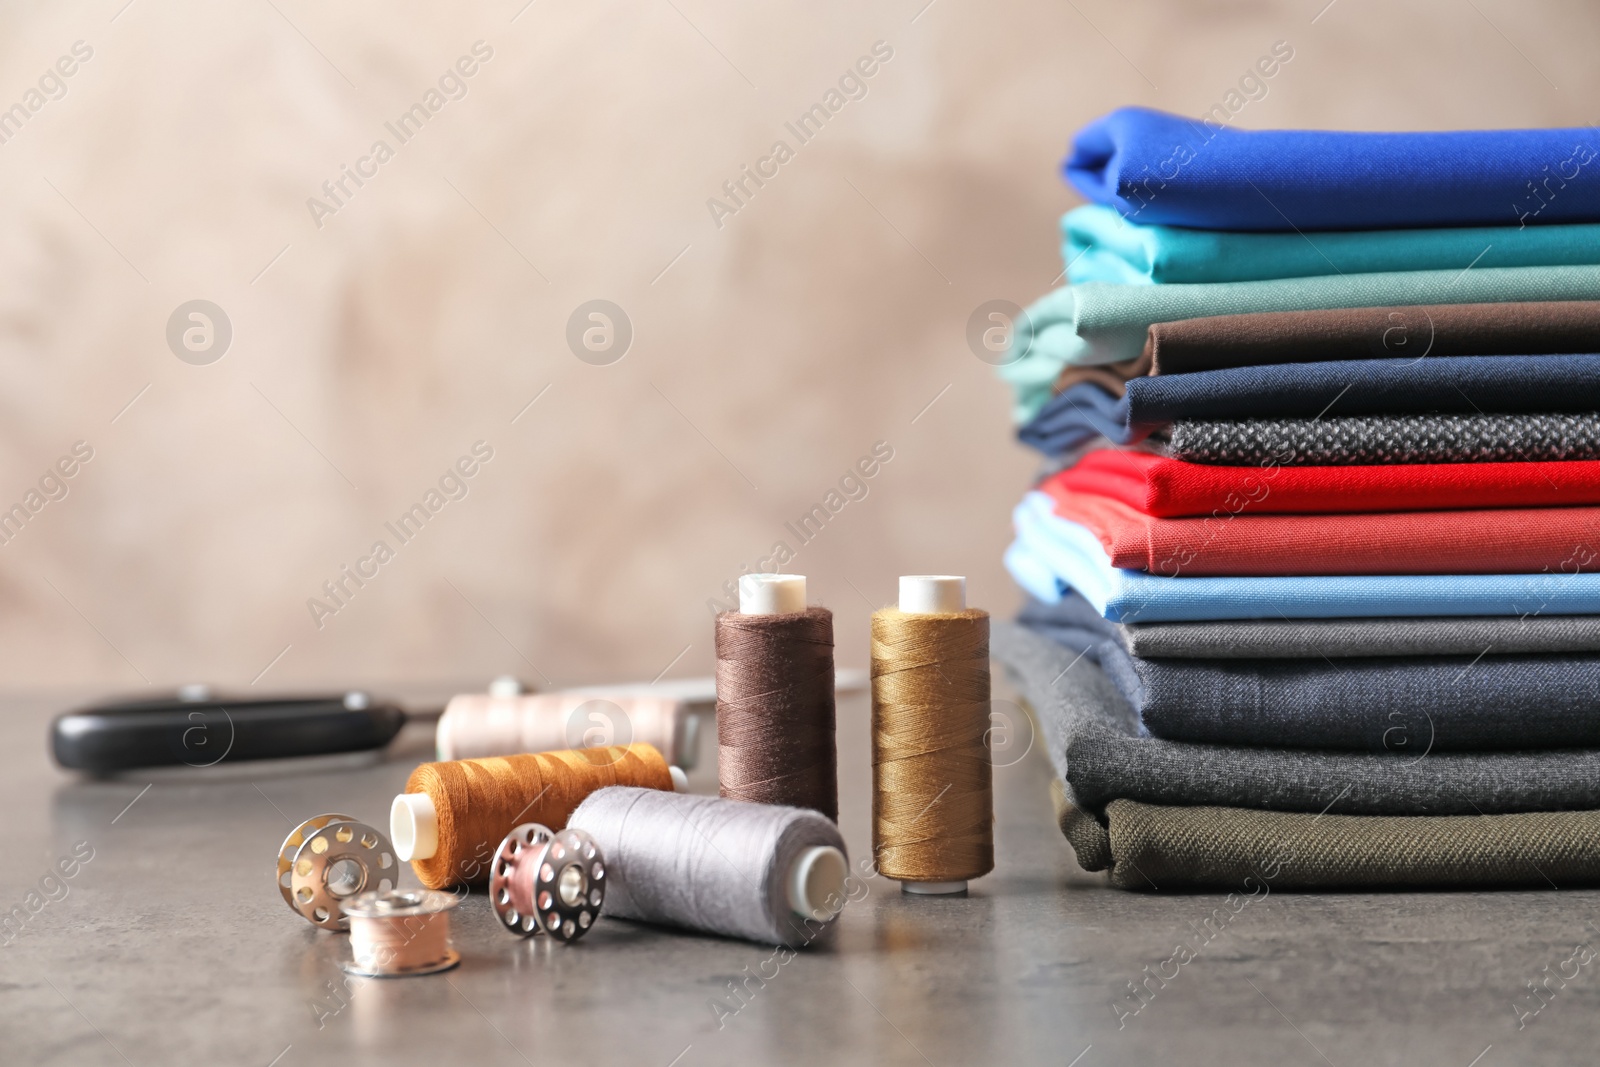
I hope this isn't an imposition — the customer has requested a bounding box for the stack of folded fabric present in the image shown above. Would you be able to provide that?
[994,107,1600,891]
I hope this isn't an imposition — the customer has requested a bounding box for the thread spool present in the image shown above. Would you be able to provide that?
[871,575,993,895]
[390,742,682,889]
[569,786,849,946]
[276,814,399,929]
[342,889,462,978]
[489,823,605,942]
[715,574,838,820]
[436,692,693,767]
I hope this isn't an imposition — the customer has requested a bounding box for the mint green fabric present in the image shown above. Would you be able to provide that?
[999,265,1600,422]
[1063,205,1600,286]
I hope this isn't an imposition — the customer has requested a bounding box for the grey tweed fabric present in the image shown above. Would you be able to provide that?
[1019,590,1600,659]
[1163,410,1600,465]
[994,620,1600,816]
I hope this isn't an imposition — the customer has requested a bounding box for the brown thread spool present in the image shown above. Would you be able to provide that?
[389,743,677,890]
[716,574,838,821]
[871,575,993,893]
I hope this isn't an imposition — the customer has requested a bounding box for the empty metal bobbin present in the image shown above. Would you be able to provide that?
[341,888,462,978]
[278,814,398,930]
[489,823,605,942]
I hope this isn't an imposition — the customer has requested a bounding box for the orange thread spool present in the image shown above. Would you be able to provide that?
[404,743,673,890]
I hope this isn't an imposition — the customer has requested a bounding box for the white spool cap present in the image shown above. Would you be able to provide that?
[486,675,524,698]
[898,575,966,614]
[787,845,849,920]
[739,573,806,615]
[902,880,968,896]
[669,766,689,792]
[391,792,438,862]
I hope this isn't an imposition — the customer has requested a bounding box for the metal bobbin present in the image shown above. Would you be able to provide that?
[489,823,605,942]
[341,888,462,978]
[277,814,398,930]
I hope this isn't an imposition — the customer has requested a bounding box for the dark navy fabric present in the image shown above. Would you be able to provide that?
[1017,354,1600,454]
[1012,608,1600,753]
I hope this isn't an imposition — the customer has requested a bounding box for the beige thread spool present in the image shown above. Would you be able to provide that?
[436,692,692,767]
[342,889,462,978]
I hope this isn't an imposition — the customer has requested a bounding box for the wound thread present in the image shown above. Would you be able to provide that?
[871,607,994,883]
[569,785,848,946]
[343,889,460,978]
[404,743,673,889]
[715,606,838,820]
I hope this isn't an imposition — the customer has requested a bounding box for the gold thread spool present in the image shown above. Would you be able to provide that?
[871,577,992,892]
[401,743,674,890]
[342,889,461,978]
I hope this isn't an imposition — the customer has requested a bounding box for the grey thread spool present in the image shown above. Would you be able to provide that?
[568,786,849,946]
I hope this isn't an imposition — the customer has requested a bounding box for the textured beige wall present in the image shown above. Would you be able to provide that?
[0,0,1595,693]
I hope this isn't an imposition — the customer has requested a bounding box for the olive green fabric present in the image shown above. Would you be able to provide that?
[1056,793,1600,891]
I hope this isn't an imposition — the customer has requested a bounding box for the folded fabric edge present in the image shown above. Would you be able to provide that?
[1053,790,1600,892]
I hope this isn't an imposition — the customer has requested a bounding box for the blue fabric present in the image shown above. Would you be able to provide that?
[1064,107,1600,231]
[1016,383,1137,453]
[1018,354,1600,453]
[1006,492,1600,622]
[1062,206,1600,286]
[995,265,1600,420]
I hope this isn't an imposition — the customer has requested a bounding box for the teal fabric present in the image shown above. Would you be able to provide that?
[1063,206,1600,286]
[999,265,1600,422]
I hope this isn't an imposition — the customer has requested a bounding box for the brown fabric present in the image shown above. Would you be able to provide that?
[1063,797,1600,891]
[1051,349,1151,399]
[1144,300,1600,376]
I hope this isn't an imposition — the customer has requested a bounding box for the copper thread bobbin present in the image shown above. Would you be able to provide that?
[341,888,462,978]
[489,822,605,942]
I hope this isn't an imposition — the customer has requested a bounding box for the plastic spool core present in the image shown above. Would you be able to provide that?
[896,575,970,896]
[788,845,849,920]
[391,792,438,862]
[898,575,966,615]
[487,675,524,698]
[738,573,806,615]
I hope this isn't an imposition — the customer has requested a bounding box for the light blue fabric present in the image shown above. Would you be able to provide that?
[1062,205,1600,286]
[997,264,1600,422]
[1006,492,1600,623]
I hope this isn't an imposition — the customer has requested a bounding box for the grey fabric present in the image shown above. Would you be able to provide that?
[1091,638,1600,752]
[1059,797,1600,891]
[994,620,1600,816]
[1163,411,1600,466]
[1017,590,1600,659]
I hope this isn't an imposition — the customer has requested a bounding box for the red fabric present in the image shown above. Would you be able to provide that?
[1042,483,1600,577]
[1054,450,1600,518]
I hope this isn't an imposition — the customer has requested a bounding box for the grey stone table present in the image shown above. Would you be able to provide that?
[3,682,1598,1066]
